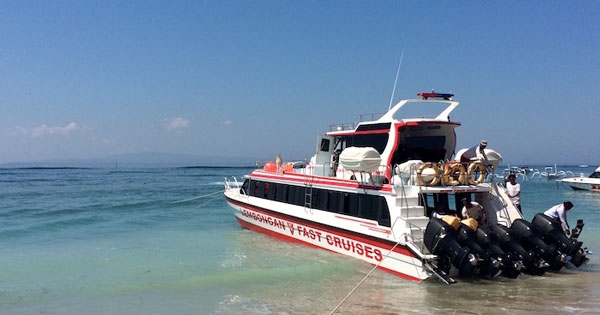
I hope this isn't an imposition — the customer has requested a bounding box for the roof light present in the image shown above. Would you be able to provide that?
[417,91,454,100]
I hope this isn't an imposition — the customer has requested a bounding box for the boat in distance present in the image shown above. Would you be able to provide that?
[224,93,589,283]
[561,166,600,191]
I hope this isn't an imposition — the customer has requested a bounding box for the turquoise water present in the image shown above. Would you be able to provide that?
[1,166,599,314]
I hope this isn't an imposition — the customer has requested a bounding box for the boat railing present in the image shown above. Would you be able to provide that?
[328,112,384,132]
[225,176,249,199]
[357,112,384,123]
[328,123,355,132]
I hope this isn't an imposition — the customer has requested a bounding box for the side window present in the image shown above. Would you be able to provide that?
[241,179,249,195]
[378,197,391,227]
[328,191,341,213]
[295,186,306,206]
[287,185,296,204]
[248,180,257,197]
[419,193,435,216]
[310,188,319,209]
[346,194,359,216]
[275,184,287,202]
[257,181,266,198]
[320,138,331,152]
[317,189,328,210]
[360,195,379,221]
[267,182,276,200]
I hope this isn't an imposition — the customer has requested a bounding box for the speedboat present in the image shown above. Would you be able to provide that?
[224,92,589,283]
[561,166,600,191]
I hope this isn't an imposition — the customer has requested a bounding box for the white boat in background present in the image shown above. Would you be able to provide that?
[224,92,589,283]
[561,166,600,191]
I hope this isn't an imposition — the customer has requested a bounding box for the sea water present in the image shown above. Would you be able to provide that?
[1,166,599,314]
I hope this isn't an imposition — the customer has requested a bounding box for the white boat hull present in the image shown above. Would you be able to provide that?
[562,177,600,191]
[225,196,430,282]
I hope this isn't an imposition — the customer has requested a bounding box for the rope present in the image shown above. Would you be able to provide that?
[328,241,402,315]
[170,190,225,204]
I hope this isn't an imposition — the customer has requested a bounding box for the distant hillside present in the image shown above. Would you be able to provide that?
[0,152,259,168]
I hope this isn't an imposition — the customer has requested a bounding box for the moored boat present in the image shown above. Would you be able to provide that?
[224,93,589,283]
[561,166,600,191]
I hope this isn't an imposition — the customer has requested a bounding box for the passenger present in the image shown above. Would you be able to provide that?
[544,201,574,235]
[461,198,486,225]
[506,174,522,213]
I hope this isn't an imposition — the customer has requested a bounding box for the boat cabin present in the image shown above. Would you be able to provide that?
[311,97,461,181]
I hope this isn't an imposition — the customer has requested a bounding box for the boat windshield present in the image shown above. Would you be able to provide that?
[590,172,600,178]
[392,101,453,120]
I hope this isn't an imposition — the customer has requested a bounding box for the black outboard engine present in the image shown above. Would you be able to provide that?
[476,226,522,278]
[424,218,477,277]
[457,224,501,278]
[492,224,547,276]
[532,214,588,267]
[511,219,565,271]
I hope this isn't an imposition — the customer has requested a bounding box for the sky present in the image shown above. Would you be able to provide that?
[1,1,599,165]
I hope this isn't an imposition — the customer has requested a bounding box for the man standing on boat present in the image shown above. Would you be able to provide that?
[506,174,521,213]
[544,201,574,235]
[459,140,489,164]
[461,198,486,225]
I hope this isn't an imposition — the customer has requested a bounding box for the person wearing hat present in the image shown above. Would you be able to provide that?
[506,174,521,213]
[544,201,574,235]
[475,140,490,166]
[461,198,487,225]
[459,139,489,164]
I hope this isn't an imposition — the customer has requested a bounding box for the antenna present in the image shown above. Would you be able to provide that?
[388,50,404,111]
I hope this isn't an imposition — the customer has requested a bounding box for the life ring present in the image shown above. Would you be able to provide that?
[467,161,486,185]
[417,163,440,186]
[442,162,466,186]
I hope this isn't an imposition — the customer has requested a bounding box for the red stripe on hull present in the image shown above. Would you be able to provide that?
[235,214,421,282]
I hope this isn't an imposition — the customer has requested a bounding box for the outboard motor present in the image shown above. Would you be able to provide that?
[532,214,588,267]
[511,219,565,271]
[570,220,590,267]
[457,224,501,278]
[476,226,522,278]
[492,224,547,276]
[424,218,477,276]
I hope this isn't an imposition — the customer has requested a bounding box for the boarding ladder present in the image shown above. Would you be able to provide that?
[304,167,314,212]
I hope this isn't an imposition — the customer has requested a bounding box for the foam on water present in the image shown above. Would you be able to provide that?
[1,166,599,314]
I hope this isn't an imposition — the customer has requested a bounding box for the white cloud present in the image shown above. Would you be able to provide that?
[166,117,189,132]
[224,120,232,126]
[12,122,82,138]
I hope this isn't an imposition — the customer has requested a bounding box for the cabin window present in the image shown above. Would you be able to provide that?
[590,172,600,179]
[316,189,328,210]
[328,191,342,213]
[267,182,276,200]
[358,195,377,221]
[245,180,391,227]
[377,198,391,227]
[287,185,296,205]
[342,134,389,154]
[320,138,331,152]
[248,180,257,196]
[420,193,465,218]
[257,181,266,198]
[275,183,287,202]
[345,194,359,216]
[293,186,306,206]
[241,179,249,195]
[405,136,446,162]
